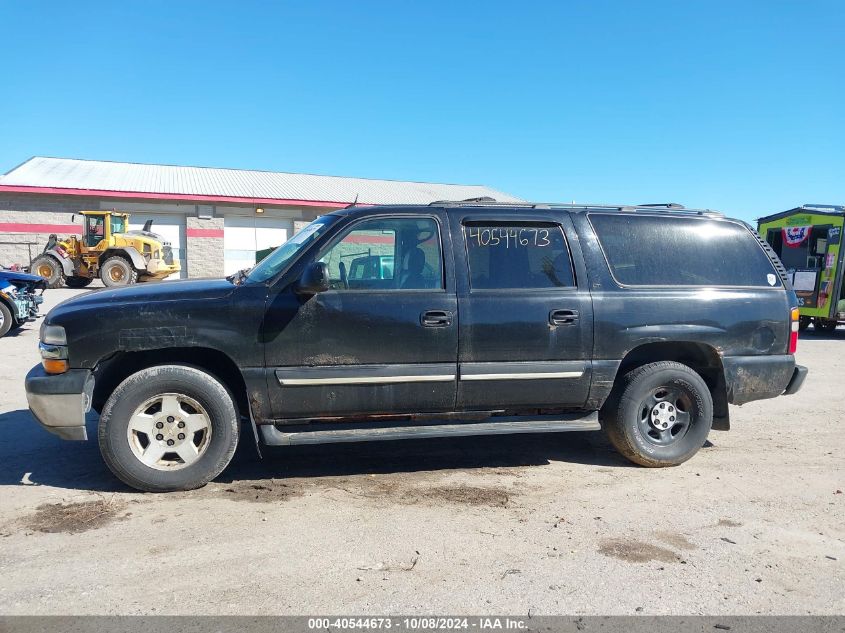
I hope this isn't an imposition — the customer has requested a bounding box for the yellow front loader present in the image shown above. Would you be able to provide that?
[32,211,181,288]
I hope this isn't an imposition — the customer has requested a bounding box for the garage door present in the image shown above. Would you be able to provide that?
[224,216,292,276]
[128,214,186,279]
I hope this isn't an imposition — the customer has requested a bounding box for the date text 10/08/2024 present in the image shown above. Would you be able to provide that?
[307,617,529,630]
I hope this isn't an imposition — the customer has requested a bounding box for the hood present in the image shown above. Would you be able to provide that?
[50,277,236,316]
[122,229,167,243]
[0,269,47,287]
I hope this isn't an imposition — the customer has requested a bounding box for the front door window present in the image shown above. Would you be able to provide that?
[319,217,443,290]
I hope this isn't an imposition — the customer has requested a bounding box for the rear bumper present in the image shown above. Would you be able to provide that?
[783,364,808,395]
[722,354,806,405]
[24,365,94,441]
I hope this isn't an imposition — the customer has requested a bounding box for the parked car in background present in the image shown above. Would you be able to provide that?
[0,268,45,338]
[25,200,807,492]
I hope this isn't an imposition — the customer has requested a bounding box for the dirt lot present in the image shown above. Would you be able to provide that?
[0,288,842,615]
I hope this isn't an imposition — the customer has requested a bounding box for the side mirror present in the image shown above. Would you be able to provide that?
[296,262,330,295]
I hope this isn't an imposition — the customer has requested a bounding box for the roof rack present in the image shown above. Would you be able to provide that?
[637,203,685,209]
[429,198,722,217]
[429,197,544,208]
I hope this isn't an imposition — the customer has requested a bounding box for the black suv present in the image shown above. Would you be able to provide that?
[26,201,807,492]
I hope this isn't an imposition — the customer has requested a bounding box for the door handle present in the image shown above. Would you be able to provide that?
[421,310,453,327]
[549,309,579,326]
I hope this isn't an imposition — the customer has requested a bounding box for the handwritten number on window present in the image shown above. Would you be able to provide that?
[467,227,552,248]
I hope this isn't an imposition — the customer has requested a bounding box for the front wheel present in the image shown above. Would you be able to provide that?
[0,302,13,337]
[603,361,713,467]
[100,256,138,287]
[98,365,240,492]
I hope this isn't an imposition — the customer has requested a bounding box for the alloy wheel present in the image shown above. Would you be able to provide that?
[126,393,212,470]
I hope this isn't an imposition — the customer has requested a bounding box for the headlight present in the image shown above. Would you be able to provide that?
[39,342,68,359]
[39,324,68,374]
[41,324,67,345]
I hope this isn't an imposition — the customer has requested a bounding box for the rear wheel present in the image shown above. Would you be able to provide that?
[603,361,713,467]
[65,276,93,288]
[100,256,138,287]
[98,365,240,492]
[31,254,66,289]
[798,316,811,332]
[0,302,13,338]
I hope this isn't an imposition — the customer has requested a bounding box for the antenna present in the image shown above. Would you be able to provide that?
[344,193,359,210]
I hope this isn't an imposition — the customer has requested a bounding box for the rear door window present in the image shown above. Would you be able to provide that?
[463,223,575,289]
[589,214,780,287]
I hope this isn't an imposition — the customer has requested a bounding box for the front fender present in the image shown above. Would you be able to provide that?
[110,247,147,271]
[45,249,74,276]
[0,294,19,320]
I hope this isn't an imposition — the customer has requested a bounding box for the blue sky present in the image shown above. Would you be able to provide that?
[0,1,842,221]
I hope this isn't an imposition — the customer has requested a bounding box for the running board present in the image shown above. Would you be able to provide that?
[259,412,600,446]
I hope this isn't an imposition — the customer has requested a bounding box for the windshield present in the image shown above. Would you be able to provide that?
[246,216,338,283]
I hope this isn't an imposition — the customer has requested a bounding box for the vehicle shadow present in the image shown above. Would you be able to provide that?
[220,427,630,484]
[0,410,117,491]
[802,328,843,340]
[0,409,633,493]
[1,325,38,338]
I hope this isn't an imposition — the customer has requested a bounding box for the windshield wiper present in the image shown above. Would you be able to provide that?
[227,268,251,285]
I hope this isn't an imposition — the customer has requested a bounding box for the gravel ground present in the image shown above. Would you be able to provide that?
[0,288,842,615]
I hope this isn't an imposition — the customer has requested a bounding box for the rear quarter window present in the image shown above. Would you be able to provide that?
[589,214,780,287]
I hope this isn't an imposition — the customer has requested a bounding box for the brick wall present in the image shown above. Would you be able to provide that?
[186,216,224,278]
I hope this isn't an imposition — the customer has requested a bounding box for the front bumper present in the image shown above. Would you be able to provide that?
[145,258,181,277]
[5,293,41,322]
[24,365,94,441]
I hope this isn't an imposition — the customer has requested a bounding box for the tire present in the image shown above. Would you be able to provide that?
[99,256,138,287]
[603,361,713,467]
[98,365,240,492]
[0,302,12,338]
[31,254,66,289]
[815,319,838,333]
[798,316,811,332]
[65,276,93,288]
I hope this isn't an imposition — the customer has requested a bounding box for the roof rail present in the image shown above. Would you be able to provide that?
[428,198,722,216]
[637,203,685,209]
[430,197,550,209]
